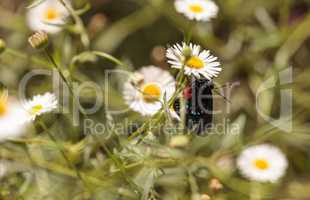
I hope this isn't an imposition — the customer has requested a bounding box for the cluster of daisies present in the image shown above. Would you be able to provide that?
[25,0,219,35]
[0,91,58,141]
[121,0,288,184]
[123,42,221,116]
[122,48,288,184]
[0,0,288,184]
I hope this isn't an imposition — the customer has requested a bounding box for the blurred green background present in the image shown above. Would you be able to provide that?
[0,0,310,199]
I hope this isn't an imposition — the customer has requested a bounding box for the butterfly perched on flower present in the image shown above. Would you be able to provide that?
[174,78,214,134]
[167,42,221,134]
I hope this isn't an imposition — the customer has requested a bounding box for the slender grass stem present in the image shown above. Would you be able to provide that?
[37,119,92,192]
[44,49,87,116]
[5,48,52,68]
[44,49,141,195]
[57,0,90,49]
[91,51,128,69]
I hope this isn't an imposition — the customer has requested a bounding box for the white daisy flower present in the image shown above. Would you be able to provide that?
[0,93,28,141]
[23,92,58,121]
[26,0,69,34]
[174,0,219,21]
[237,144,288,183]
[166,42,221,80]
[123,66,176,116]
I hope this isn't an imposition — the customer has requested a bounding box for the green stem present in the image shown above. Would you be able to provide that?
[44,49,141,194]
[44,49,87,116]
[94,5,160,52]
[92,51,128,69]
[37,119,92,192]
[5,48,52,68]
[184,21,195,45]
[58,0,90,49]
[128,77,187,141]
[0,145,109,187]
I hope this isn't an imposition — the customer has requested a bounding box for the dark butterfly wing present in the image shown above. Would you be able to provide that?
[173,78,213,135]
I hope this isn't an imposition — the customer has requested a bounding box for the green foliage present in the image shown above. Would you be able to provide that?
[0,0,310,199]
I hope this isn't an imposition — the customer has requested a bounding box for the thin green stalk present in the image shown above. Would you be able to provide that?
[44,49,87,116]
[5,48,52,68]
[58,0,90,49]
[37,119,92,192]
[184,21,195,45]
[187,169,200,200]
[0,144,110,187]
[92,51,128,69]
[128,77,187,141]
[95,136,142,195]
[94,5,160,52]
[44,49,141,194]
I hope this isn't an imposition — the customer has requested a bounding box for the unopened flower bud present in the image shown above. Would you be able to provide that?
[151,46,166,63]
[28,31,49,50]
[209,178,223,191]
[182,45,192,61]
[88,13,107,37]
[169,135,189,148]
[0,39,6,54]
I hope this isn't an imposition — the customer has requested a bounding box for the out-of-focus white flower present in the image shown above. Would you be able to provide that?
[23,92,58,121]
[26,0,69,34]
[237,144,288,183]
[0,92,28,141]
[174,0,218,21]
[123,66,176,116]
[166,42,221,80]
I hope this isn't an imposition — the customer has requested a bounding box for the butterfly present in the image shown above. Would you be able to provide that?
[174,78,214,135]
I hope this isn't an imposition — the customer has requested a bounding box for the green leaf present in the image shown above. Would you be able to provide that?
[71,51,98,66]
[75,3,91,16]
[221,114,246,149]
[134,167,161,200]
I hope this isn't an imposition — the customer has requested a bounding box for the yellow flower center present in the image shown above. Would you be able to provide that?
[142,83,161,103]
[186,56,204,69]
[44,8,59,20]
[31,104,43,115]
[189,4,204,13]
[254,159,269,170]
[0,100,7,117]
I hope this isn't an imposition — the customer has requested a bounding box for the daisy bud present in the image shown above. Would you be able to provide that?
[88,13,107,37]
[169,135,189,148]
[182,45,192,61]
[28,31,49,50]
[0,39,6,54]
[129,72,144,86]
[201,194,211,200]
[151,46,166,63]
[64,140,85,163]
[209,178,223,192]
